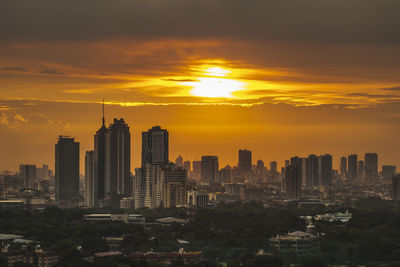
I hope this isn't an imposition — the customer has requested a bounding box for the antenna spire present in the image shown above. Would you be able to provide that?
[102,99,105,126]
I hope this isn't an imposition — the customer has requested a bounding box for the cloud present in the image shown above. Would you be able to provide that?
[1,0,400,44]
[39,69,68,75]
[0,111,70,129]
[2,67,28,72]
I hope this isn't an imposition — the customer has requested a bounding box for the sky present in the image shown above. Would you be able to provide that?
[1,0,400,172]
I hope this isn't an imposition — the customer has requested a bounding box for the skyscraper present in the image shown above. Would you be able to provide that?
[175,155,183,168]
[55,136,79,208]
[183,161,191,172]
[365,153,378,182]
[105,118,131,202]
[201,156,219,183]
[308,154,319,187]
[347,154,358,180]
[318,154,332,186]
[238,149,252,171]
[270,161,277,173]
[382,165,396,180]
[358,160,365,180]
[340,156,347,179]
[284,165,301,199]
[392,175,400,201]
[85,151,97,208]
[94,101,107,203]
[19,164,36,189]
[142,126,169,167]
[192,160,201,180]
[133,167,145,209]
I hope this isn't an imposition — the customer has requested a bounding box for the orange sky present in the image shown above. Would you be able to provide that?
[1,0,400,172]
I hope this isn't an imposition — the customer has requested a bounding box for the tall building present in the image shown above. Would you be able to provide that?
[270,161,277,173]
[105,118,131,202]
[142,126,169,167]
[85,151,97,208]
[284,165,301,199]
[133,168,145,209]
[183,161,191,172]
[318,154,332,186]
[36,164,49,179]
[392,175,400,200]
[340,156,347,179]
[201,156,219,183]
[308,154,319,187]
[365,153,378,182]
[162,166,187,208]
[144,164,162,209]
[19,164,36,188]
[358,160,365,180]
[94,102,108,203]
[192,161,201,180]
[382,165,396,180]
[347,154,358,180]
[55,136,79,208]
[219,165,232,184]
[175,155,183,168]
[238,149,252,171]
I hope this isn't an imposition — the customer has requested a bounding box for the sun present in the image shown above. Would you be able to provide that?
[181,66,245,98]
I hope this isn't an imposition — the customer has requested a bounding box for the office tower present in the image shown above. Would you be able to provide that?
[318,154,332,186]
[270,161,277,173]
[365,153,378,182]
[36,164,49,179]
[183,161,191,172]
[285,160,290,168]
[238,149,252,171]
[308,154,319,187]
[162,166,187,208]
[392,175,400,200]
[219,165,232,184]
[133,168,145,209]
[340,157,347,179]
[142,126,169,167]
[175,155,183,168]
[382,165,396,180]
[105,118,131,202]
[358,160,365,180]
[201,156,219,183]
[19,164,36,188]
[94,102,107,202]
[256,160,265,176]
[347,154,358,180]
[85,151,97,208]
[144,164,162,209]
[192,161,201,180]
[284,165,301,199]
[55,136,79,208]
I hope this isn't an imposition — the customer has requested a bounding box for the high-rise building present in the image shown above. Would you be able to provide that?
[192,161,201,180]
[347,154,358,180]
[308,154,319,187]
[365,153,378,182]
[85,151,97,208]
[55,136,79,208]
[358,160,365,180]
[392,175,400,200]
[340,157,347,179]
[318,154,332,186]
[238,149,252,171]
[183,161,191,172]
[382,165,396,180]
[19,164,36,189]
[219,165,232,184]
[142,126,169,167]
[144,164,162,209]
[133,168,145,209]
[175,155,183,168]
[284,165,301,199]
[36,164,49,179]
[270,161,277,173]
[94,102,107,202]
[162,166,187,208]
[105,118,131,202]
[201,156,219,183]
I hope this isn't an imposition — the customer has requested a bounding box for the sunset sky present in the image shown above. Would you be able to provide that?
[1,0,400,172]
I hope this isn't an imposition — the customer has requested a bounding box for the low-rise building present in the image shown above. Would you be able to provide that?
[269,231,320,255]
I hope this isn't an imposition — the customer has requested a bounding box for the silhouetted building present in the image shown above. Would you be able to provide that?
[142,126,169,167]
[133,168,145,209]
[358,160,365,180]
[192,161,201,180]
[347,154,358,180]
[201,156,219,183]
[318,154,332,186]
[392,175,400,201]
[284,165,301,199]
[55,136,79,208]
[94,102,108,203]
[175,155,183,168]
[219,165,232,184]
[238,149,252,171]
[382,165,396,180]
[340,156,347,179]
[19,164,36,189]
[270,161,277,173]
[308,154,319,187]
[105,119,131,205]
[365,153,378,182]
[183,161,191,172]
[36,164,49,179]
[85,150,97,208]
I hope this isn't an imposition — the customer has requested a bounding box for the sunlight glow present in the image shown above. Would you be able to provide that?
[182,77,244,98]
[204,67,231,77]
